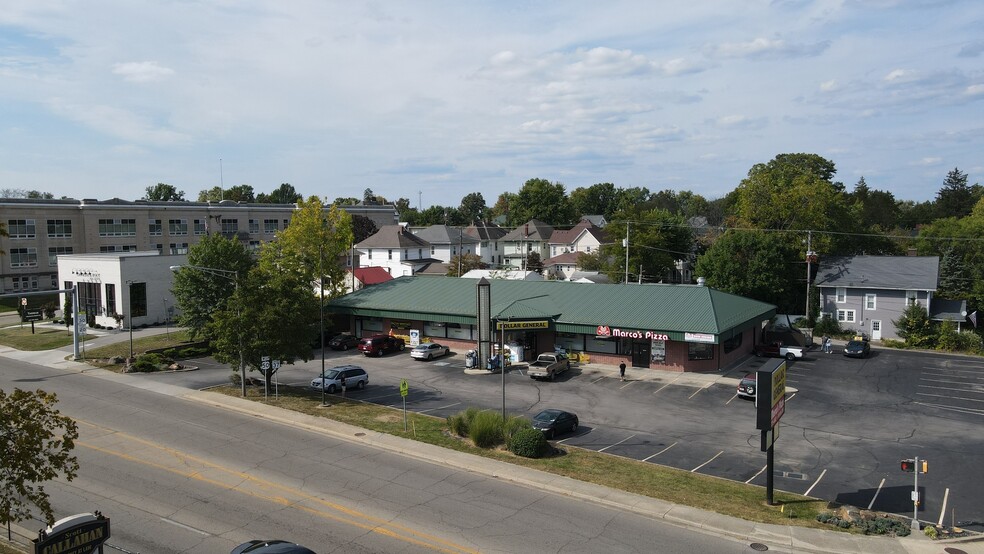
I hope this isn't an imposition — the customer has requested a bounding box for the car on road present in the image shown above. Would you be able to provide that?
[328,333,360,351]
[736,374,756,399]
[231,541,316,554]
[531,409,579,438]
[358,335,406,357]
[310,365,368,393]
[410,342,450,360]
[843,339,871,358]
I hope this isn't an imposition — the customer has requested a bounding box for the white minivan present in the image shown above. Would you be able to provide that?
[310,365,368,393]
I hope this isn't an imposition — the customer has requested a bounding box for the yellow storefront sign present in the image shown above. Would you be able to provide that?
[495,320,550,330]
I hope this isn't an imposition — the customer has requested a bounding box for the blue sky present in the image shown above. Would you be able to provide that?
[0,1,981,207]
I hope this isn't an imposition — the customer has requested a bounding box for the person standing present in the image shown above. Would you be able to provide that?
[825,336,832,354]
[820,335,827,353]
[619,360,627,381]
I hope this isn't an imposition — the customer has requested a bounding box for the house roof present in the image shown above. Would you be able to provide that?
[580,215,608,228]
[464,221,509,241]
[352,266,392,285]
[414,262,450,275]
[501,219,554,241]
[461,269,544,281]
[356,224,430,249]
[548,220,594,245]
[569,271,612,284]
[414,225,479,246]
[327,276,776,339]
[544,252,581,266]
[815,256,939,291]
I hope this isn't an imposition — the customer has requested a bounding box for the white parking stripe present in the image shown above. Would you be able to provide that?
[642,442,677,462]
[653,376,682,395]
[619,380,634,390]
[917,392,984,403]
[691,451,723,472]
[867,478,885,510]
[598,434,636,453]
[590,376,606,384]
[914,401,984,416]
[416,402,461,414]
[687,384,709,400]
[938,488,950,526]
[745,465,767,484]
[804,469,826,497]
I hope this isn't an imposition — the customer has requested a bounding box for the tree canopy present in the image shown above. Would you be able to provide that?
[600,208,694,283]
[144,183,186,201]
[510,178,574,226]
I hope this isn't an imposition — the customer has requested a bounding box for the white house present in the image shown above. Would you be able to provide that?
[464,221,508,268]
[501,219,553,270]
[413,225,480,263]
[355,224,438,277]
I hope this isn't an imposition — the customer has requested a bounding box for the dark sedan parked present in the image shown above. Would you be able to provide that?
[531,409,579,439]
[328,333,360,351]
[843,340,871,358]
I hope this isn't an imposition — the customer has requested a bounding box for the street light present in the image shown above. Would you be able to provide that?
[125,280,134,363]
[318,242,328,407]
[169,264,244,396]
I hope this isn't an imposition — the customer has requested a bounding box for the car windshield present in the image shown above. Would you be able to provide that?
[846,341,862,348]
[533,410,560,423]
[324,370,340,379]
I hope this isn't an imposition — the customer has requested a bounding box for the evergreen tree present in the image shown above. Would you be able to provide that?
[893,301,935,348]
[936,167,971,218]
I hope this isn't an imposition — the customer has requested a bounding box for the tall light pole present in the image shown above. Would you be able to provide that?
[319,242,328,407]
[125,280,134,362]
[170,265,244,396]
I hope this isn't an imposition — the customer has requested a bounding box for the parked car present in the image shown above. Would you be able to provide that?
[754,341,804,360]
[327,333,360,351]
[531,409,579,438]
[231,541,316,554]
[843,339,871,358]
[410,342,450,360]
[736,374,756,399]
[527,352,571,380]
[357,335,405,357]
[310,365,368,393]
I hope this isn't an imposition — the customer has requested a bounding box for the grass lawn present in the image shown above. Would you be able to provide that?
[0,324,91,350]
[216,384,835,531]
[83,329,194,370]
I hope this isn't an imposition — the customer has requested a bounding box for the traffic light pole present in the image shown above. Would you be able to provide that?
[911,456,919,531]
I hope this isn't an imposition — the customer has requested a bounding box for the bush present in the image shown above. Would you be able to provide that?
[129,357,160,372]
[447,413,469,437]
[924,526,938,539]
[813,317,842,337]
[468,410,504,448]
[509,427,548,458]
[503,415,533,447]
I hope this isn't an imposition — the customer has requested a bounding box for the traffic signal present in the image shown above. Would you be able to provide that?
[900,459,915,472]
[921,460,928,474]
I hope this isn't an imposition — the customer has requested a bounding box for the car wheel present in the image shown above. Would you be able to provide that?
[571,421,578,433]
[548,429,555,439]
[327,384,337,393]
[356,380,365,390]
[549,371,555,381]
[399,343,406,351]
[377,349,383,357]
[785,353,795,360]
[342,344,348,351]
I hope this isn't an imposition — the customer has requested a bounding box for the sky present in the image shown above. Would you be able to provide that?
[0,1,981,208]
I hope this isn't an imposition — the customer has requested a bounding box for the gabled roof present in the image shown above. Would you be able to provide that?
[327,276,775,338]
[464,221,509,241]
[356,224,430,249]
[352,266,392,285]
[548,220,594,245]
[501,219,554,241]
[815,256,939,291]
[580,215,608,228]
[414,225,479,245]
[544,251,581,266]
[569,271,612,284]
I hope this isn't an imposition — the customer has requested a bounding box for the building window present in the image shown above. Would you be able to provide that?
[169,243,189,255]
[418,248,422,258]
[283,219,290,230]
[47,219,72,238]
[837,309,856,323]
[51,275,57,288]
[835,287,846,303]
[149,219,163,236]
[723,333,743,353]
[10,248,38,268]
[688,342,714,361]
[154,243,163,253]
[404,249,408,258]
[99,245,137,253]
[264,219,278,233]
[220,218,239,234]
[129,282,147,317]
[368,249,373,260]
[8,219,36,239]
[169,219,188,235]
[248,240,260,251]
[388,249,393,260]
[48,246,73,266]
[905,290,918,307]
[431,245,435,255]
[98,218,136,237]
[865,294,876,310]
[586,246,592,253]
[106,283,116,317]
[249,219,259,233]
[12,276,39,291]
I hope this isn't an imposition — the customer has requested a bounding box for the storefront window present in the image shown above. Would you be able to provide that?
[447,323,472,340]
[586,336,618,354]
[651,339,666,363]
[362,319,383,332]
[554,332,582,352]
[688,342,714,360]
[424,321,446,337]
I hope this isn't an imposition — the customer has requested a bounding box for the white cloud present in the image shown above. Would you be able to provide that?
[112,61,174,83]
[819,79,838,92]
[917,157,942,166]
[883,69,916,83]
[965,84,984,97]
[706,37,829,59]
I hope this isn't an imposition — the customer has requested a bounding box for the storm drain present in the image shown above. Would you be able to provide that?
[749,543,769,551]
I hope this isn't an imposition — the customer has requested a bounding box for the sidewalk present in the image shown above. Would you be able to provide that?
[3,333,981,553]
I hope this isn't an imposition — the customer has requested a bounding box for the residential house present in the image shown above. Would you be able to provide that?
[413,225,480,263]
[464,221,508,268]
[544,219,607,280]
[355,224,437,277]
[461,269,544,281]
[500,219,553,270]
[815,255,940,341]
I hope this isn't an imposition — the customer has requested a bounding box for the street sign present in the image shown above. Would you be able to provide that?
[400,379,409,397]
[23,309,43,322]
[21,297,27,306]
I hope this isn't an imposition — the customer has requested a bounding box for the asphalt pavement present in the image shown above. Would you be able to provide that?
[2,322,981,554]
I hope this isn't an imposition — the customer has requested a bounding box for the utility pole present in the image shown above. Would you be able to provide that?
[623,223,630,284]
[805,230,813,320]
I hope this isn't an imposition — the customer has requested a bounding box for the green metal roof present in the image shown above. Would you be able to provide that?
[328,276,776,340]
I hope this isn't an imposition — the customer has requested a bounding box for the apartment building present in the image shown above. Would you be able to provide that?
[0,198,398,294]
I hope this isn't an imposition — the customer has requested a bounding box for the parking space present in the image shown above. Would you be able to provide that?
[915,358,984,416]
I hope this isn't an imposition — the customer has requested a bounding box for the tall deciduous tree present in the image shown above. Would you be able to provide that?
[171,235,255,341]
[601,208,694,284]
[510,178,574,226]
[446,253,487,277]
[0,389,79,527]
[488,192,517,222]
[694,230,802,312]
[257,183,301,204]
[144,183,186,201]
[197,186,224,202]
[458,192,487,224]
[569,183,618,220]
[223,184,255,203]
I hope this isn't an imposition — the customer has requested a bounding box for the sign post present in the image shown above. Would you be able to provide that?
[400,379,409,431]
[756,359,787,505]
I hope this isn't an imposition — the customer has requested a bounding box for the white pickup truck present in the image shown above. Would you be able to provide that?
[528,352,571,381]
[754,341,804,360]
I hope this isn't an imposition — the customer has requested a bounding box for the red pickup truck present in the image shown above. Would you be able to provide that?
[754,341,804,360]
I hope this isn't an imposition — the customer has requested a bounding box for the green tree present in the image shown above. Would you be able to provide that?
[26,190,55,199]
[171,235,255,341]
[143,183,186,201]
[936,246,966,299]
[458,192,487,224]
[569,183,618,220]
[894,301,935,348]
[525,251,544,274]
[694,230,802,312]
[257,183,301,204]
[351,214,378,244]
[0,389,79,527]
[610,187,651,219]
[447,253,487,277]
[600,208,694,284]
[488,192,517,222]
[576,251,603,271]
[935,167,972,219]
[224,184,255,203]
[510,178,574,226]
[197,186,224,202]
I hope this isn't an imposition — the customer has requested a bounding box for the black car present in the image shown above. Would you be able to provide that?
[328,333,360,351]
[736,374,756,399]
[843,340,871,358]
[531,409,579,439]
[230,540,316,554]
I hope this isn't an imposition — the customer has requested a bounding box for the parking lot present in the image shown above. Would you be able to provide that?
[157,343,984,531]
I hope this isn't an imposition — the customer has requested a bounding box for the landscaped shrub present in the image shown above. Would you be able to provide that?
[503,415,533,447]
[813,317,841,337]
[447,413,469,437]
[468,410,504,448]
[129,357,160,372]
[509,427,548,458]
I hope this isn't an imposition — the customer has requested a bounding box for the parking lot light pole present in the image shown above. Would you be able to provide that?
[170,265,244,396]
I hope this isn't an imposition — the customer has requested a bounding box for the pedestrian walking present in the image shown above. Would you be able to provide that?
[820,335,827,353]
[619,360,626,381]
[825,337,832,354]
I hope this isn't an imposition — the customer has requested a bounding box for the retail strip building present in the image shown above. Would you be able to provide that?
[328,276,777,371]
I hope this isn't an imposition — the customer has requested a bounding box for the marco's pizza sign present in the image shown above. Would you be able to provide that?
[595,325,669,341]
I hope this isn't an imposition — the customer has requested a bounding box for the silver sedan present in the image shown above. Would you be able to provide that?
[410,343,450,360]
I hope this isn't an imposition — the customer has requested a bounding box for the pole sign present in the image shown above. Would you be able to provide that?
[400,379,409,397]
[33,513,111,554]
[756,359,786,431]
[23,308,43,322]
